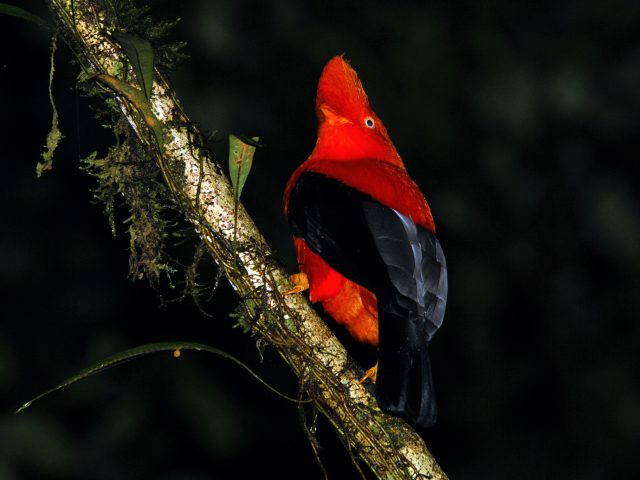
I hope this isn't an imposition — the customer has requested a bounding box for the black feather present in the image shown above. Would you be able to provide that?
[287,171,447,427]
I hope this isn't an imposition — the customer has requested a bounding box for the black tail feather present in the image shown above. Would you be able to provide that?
[376,345,437,428]
[375,311,437,428]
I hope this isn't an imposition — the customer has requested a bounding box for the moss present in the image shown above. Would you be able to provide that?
[81,119,172,287]
[37,35,63,177]
[70,0,205,300]
[230,295,263,334]
[106,59,125,77]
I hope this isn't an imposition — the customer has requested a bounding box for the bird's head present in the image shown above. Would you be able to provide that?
[312,56,402,166]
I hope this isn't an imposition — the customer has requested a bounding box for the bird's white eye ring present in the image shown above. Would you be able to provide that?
[364,117,375,128]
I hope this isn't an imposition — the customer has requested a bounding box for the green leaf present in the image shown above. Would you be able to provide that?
[95,73,163,152]
[113,32,155,100]
[0,3,51,30]
[228,134,259,200]
[16,341,302,413]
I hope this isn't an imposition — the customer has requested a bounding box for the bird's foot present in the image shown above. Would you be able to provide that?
[282,272,309,295]
[359,362,378,384]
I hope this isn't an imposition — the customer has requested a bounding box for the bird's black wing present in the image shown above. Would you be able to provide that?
[287,171,448,427]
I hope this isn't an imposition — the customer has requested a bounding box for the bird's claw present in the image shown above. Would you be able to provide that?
[282,272,309,295]
[359,362,378,384]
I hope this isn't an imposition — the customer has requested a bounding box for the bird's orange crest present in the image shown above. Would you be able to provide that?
[316,55,371,121]
[309,55,402,167]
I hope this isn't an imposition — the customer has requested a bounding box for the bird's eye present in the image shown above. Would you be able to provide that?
[364,117,375,129]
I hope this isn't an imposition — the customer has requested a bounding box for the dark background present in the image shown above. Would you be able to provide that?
[2,1,639,479]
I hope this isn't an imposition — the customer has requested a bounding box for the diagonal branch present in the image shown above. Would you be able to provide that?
[46,1,448,478]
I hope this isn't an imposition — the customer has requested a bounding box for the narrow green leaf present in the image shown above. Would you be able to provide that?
[37,35,63,177]
[95,73,163,152]
[16,341,302,413]
[228,134,259,200]
[0,3,51,29]
[113,32,154,100]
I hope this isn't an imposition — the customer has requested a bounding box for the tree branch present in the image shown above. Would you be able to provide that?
[46,1,448,478]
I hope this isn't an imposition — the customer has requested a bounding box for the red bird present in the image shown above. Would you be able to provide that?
[284,56,447,428]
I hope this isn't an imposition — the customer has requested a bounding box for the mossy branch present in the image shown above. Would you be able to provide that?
[46,0,448,478]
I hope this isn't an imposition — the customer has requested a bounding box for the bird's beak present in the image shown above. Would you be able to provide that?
[318,104,351,126]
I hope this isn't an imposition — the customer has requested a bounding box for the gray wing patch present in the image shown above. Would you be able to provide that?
[362,202,447,341]
[418,228,448,340]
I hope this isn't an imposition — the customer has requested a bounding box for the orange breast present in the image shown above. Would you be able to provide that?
[295,238,379,345]
[322,278,378,345]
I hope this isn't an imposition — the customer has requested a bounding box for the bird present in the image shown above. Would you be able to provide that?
[283,55,447,428]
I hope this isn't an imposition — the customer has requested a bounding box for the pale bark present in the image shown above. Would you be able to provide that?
[46,1,448,478]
